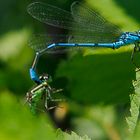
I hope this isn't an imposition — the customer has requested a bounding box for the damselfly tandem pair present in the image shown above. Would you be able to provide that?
[26,1,140,112]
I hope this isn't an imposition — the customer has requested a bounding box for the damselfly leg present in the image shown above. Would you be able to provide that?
[44,87,64,111]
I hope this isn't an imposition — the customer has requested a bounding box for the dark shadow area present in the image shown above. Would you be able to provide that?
[115,0,140,23]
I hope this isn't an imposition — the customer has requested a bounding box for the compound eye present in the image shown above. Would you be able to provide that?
[44,75,49,80]
[39,74,49,81]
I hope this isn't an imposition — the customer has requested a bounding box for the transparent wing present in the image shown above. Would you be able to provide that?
[27,1,122,52]
[27,1,122,40]
[29,34,66,51]
[28,34,84,54]
[70,1,122,42]
[29,34,101,51]
[27,2,76,30]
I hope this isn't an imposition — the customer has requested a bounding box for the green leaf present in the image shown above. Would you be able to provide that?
[0,91,91,140]
[55,51,135,104]
[126,69,140,134]
[133,121,140,140]
[0,91,56,140]
[56,129,91,140]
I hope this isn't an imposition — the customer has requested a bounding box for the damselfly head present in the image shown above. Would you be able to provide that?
[39,74,52,82]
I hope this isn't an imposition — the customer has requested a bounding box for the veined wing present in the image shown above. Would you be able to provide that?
[27,1,122,43]
[27,2,76,30]
[70,1,122,42]
[28,34,98,54]
[29,34,68,52]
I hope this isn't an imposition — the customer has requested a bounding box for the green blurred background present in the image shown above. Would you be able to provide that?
[0,0,140,139]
